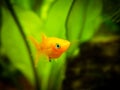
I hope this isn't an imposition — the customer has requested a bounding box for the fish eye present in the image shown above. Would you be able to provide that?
[56,43,61,49]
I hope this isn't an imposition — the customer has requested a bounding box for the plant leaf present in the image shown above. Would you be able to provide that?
[1,5,42,85]
[66,0,102,56]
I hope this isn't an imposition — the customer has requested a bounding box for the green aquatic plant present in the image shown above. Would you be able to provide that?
[0,0,105,90]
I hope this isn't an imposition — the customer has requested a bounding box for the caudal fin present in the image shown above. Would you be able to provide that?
[29,36,40,50]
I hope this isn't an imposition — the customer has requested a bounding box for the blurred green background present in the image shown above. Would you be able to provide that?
[0,0,120,90]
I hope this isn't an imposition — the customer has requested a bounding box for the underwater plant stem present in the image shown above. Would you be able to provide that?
[78,0,89,41]
[65,0,89,41]
[65,0,75,40]
[4,0,40,90]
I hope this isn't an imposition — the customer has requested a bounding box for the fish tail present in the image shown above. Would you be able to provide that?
[29,36,40,50]
[34,52,40,67]
[29,36,41,66]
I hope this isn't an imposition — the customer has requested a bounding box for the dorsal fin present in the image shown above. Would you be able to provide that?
[41,33,47,42]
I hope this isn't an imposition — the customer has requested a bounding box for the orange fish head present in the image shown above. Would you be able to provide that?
[48,38,70,58]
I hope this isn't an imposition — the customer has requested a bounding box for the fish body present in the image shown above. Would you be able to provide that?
[29,33,70,65]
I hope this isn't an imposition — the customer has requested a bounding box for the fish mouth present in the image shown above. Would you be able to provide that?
[62,41,70,52]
